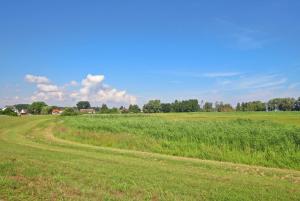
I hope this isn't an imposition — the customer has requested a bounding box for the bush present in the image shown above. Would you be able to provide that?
[61,108,79,116]
[1,108,18,116]
[41,106,54,115]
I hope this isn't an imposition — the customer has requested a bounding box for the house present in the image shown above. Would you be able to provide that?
[80,109,96,114]
[20,109,28,115]
[52,108,63,115]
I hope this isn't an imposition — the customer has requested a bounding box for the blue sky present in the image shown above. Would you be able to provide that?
[0,0,300,107]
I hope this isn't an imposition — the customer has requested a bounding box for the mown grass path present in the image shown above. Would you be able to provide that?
[0,116,300,201]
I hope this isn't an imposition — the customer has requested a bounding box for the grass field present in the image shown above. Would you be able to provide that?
[1,113,300,200]
[56,112,300,169]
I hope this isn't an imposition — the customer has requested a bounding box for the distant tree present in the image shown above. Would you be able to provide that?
[143,100,161,113]
[171,100,181,112]
[203,102,213,112]
[119,106,129,113]
[128,104,141,113]
[171,99,200,112]
[100,104,109,113]
[109,107,120,114]
[41,106,54,115]
[1,108,18,116]
[268,98,295,111]
[160,103,172,113]
[76,101,91,110]
[61,107,79,116]
[14,104,30,112]
[294,97,300,111]
[29,102,47,114]
[215,102,234,112]
[239,101,266,111]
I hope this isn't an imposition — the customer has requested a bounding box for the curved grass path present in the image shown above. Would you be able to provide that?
[0,116,300,201]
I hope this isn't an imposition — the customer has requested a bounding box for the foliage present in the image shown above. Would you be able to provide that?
[215,102,234,112]
[119,106,129,113]
[294,97,300,111]
[99,104,109,113]
[14,104,30,112]
[108,107,120,114]
[76,101,91,110]
[60,113,300,169]
[203,102,213,112]
[128,104,141,113]
[61,107,79,116]
[171,99,200,112]
[237,101,266,111]
[160,103,172,113]
[41,106,54,115]
[268,98,296,111]
[29,102,47,114]
[143,100,161,113]
[1,116,299,200]
[1,108,18,116]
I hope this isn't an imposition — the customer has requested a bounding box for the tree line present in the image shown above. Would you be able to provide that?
[1,97,300,116]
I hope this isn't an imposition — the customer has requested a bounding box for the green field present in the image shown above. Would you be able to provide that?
[1,113,300,200]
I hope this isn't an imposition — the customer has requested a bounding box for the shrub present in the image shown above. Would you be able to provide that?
[1,108,18,116]
[61,108,79,116]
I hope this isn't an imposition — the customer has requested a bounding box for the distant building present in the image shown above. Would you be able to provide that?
[52,108,63,115]
[20,109,28,115]
[80,109,96,114]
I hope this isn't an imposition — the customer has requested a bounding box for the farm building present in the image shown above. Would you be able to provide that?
[80,109,96,114]
[20,109,28,115]
[52,108,63,115]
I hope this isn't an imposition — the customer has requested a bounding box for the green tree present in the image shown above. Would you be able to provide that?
[268,98,295,111]
[61,107,79,116]
[119,106,129,113]
[100,104,109,113]
[171,99,200,112]
[143,100,161,113]
[203,102,213,112]
[1,108,18,116]
[294,97,300,111]
[76,101,91,109]
[29,102,47,114]
[215,102,234,112]
[108,107,120,114]
[14,104,30,112]
[128,104,141,113]
[160,103,172,113]
[41,106,54,115]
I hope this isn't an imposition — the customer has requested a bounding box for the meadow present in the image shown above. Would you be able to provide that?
[56,112,300,169]
[0,112,300,200]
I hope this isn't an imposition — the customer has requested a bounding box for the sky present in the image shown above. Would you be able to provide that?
[0,0,300,107]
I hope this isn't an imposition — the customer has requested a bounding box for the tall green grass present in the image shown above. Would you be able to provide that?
[56,114,300,169]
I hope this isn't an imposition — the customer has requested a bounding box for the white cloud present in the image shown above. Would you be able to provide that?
[72,74,136,105]
[25,74,65,102]
[37,84,59,92]
[237,75,286,89]
[25,74,137,106]
[25,74,50,84]
[69,81,78,86]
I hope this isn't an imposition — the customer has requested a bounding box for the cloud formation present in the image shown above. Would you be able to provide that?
[25,74,64,101]
[25,74,50,84]
[25,74,136,106]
